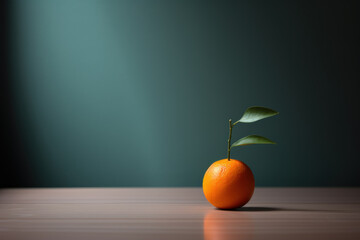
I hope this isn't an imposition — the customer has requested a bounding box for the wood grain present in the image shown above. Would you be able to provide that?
[0,188,359,240]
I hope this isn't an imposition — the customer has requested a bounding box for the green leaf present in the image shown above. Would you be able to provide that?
[231,135,276,148]
[235,106,278,124]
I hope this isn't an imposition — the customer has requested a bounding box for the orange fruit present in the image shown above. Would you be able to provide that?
[202,159,255,209]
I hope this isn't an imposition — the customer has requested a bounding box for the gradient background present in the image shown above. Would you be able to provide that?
[1,0,359,187]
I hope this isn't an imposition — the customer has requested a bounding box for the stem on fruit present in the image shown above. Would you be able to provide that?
[227,119,233,161]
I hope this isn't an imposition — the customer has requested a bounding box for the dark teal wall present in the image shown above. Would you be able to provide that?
[5,0,360,186]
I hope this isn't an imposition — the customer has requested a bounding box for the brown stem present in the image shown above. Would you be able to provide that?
[227,119,232,161]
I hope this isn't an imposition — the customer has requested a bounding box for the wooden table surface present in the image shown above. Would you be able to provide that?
[0,188,359,240]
